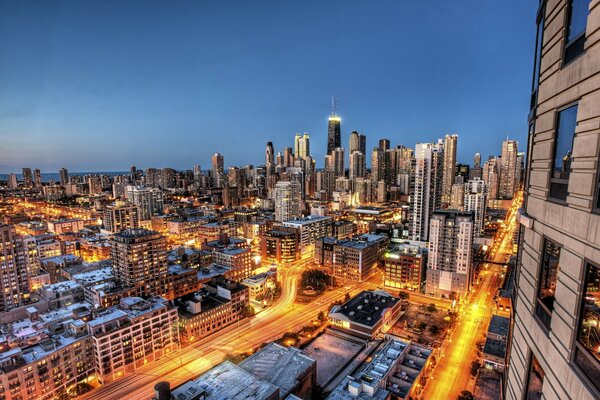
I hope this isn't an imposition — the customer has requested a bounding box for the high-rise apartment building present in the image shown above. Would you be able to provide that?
[21,167,33,187]
[59,167,69,186]
[88,174,103,195]
[103,201,140,233]
[0,224,35,311]
[274,180,302,222]
[441,134,458,206]
[349,130,366,155]
[33,168,41,188]
[411,141,444,241]
[125,185,164,221]
[506,2,600,399]
[111,229,168,297]
[425,210,474,298]
[464,178,487,237]
[450,182,465,210]
[378,138,390,151]
[470,152,483,180]
[483,157,501,200]
[211,152,225,188]
[500,139,519,198]
[7,173,17,189]
[349,151,366,179]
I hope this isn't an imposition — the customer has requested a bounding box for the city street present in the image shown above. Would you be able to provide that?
[421,194,521,400]
[78,256,379,400]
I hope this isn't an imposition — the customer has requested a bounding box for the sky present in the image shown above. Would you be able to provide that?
[0,1,538,173]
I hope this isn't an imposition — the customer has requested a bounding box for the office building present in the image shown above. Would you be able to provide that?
[441,134,458,207]
[111,229,168,297]
[483,157,501,200]
[282,215,332,253]
[125,185,164,221]
[274,180,302,222]
[103,201,140,233]
[331,147,345,177]
[349,151,366,179]
[426,210,474,298]
[349,130,366,155]
[327,104,341,155]
[506,3,600,399]
[294,132,310,158]
[261,227,300,264]
[34,168,42,188]
[500,139,518,199]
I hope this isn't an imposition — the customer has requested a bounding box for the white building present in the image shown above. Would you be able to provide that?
[426,210,474,298]
[464,178,487,237]
[411,141,443,241]
[274,180,302,222]
[125,185,164,221]
[282,215,332,254]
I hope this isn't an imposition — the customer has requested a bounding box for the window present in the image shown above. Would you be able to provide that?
[573,262,600,392]
[564,0,590,64]
[525,353,545,400]
[534,239,560,331]
[549,104,578,201]
[531,5,545,111]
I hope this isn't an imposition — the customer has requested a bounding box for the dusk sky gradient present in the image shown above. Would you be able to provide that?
[0,1,537,173]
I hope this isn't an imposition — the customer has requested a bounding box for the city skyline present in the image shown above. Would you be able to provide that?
[0,1,536,172]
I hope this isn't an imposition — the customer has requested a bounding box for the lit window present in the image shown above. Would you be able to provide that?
[525,353,545,400]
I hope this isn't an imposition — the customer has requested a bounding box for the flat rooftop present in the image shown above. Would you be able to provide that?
[330,290,400,327]
[171,361,279,400]
[283,215,331,225]
[488,315,510,337]
[239,343,315,397]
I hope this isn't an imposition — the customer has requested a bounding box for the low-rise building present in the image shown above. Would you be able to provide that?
[47,219,87,234]
[87,297,178,384]
[242,270,277,305]
[282,215,332,254]
[176,277,249,345]
[329,290,401,340]
[261,227,300,265]
[482,315,510,372]
[39,280,84,309]
[384,242,428,292]
[316,233,389,282]
[327,334,432,400]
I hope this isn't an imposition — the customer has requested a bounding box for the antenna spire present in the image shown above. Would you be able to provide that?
[331,95,338,116]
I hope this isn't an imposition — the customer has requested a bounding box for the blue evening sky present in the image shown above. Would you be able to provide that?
[0,1,537,173]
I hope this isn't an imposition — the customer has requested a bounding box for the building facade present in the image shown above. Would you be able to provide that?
[506,1,600,399]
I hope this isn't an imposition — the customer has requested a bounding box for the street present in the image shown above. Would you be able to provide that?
[421,193,521,400]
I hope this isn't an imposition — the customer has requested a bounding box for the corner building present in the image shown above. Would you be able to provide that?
[507,1,600,399]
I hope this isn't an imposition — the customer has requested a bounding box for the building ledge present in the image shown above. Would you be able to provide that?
[516,208,533,229]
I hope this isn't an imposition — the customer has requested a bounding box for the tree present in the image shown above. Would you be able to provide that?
[426,303,437,313]
[317,311,327,322]
[457,390,474,400]
[470,360,480,377]
[344,292,351,302]
[241,305,255,318]
[429,324,440,335]
[398,291,410,300]
[301,270,329,290]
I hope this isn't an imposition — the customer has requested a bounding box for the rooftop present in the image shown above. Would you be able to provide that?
[330,290,400,327]
[488,315,510,338]
[239,343,315,397]
[170,361,279,400]
[282,215,331,225]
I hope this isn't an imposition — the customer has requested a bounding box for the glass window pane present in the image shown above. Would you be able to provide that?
[568,0,590,43]
[533,17,544,92]
[552,105,578,180]
[575,263,600,389]
[525,354,545,400]
[538,239,560,312]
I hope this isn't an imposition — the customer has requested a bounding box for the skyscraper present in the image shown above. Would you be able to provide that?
[349,151,366,179]
[349,130,366,155]
[426,210,474,298]
[500,139,518,198]
[483,157,500,200]
[274,180,302,222]
[411,141,444,241]
[506,4,600,400]
[111,228,168,297]
[327,100,341,155]
[294,132,310,158]
[193,164,202,189]
[8,173,18,189]
[22,168,32,187]
[33,168,41,188]
[211,152,225,188]
[59,167,69,186]
[441,134,458,207]
[378,139,390,151]
[283,147,294,167]
[332,147,345,177]
[371,147,385,184]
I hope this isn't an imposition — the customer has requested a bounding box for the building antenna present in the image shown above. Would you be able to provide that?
[331,95,338,116]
